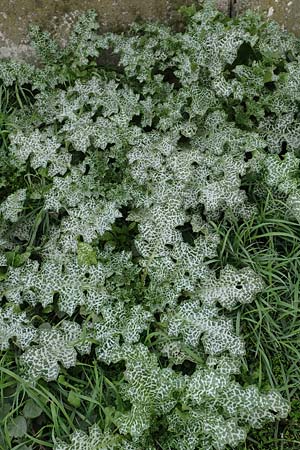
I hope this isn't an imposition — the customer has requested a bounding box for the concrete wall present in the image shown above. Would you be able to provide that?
[0,0,299,61]
[0,0,225,61]
[233,0,300,36]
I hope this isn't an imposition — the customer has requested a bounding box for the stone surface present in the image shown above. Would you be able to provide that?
[0,0,299,62]
[233,0,300,36]
[0,0,229,61]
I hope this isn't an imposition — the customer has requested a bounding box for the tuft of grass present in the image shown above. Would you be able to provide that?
[0,349,124,449]
[211,189,300,449]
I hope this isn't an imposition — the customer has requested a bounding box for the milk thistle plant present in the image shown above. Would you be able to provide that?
[0,0,300,448]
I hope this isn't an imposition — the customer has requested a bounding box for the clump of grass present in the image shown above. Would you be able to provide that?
[212,189,300,449]
[0,350,124,449]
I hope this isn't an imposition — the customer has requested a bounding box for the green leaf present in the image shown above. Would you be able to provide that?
[0,271,7,281]
[0,402,11,420]
[263,69,275,83]
[68,390,81,408]
[7,415,27,438]
[5,250,31,268]
[23,399,43,419]
[178,4,197,18]
[43,305,54,313]
[77,242,97,266]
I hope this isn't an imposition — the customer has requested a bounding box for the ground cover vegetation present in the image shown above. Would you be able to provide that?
[0,0,299,448]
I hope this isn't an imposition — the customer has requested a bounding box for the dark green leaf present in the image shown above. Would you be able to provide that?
[68,391,81,408]
[7,416,27,438]
[23,399,43,419]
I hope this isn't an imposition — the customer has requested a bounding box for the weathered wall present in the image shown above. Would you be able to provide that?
[0,0,229,61]
[233,0,300,36]
[0,0,299,61]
